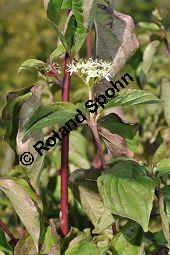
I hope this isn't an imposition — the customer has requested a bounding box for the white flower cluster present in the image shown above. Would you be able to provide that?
[67,58,113,85]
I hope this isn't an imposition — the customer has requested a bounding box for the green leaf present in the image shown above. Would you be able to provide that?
[157,158,170,177]
[60,228,81,254]
[16,85,45,193]
[98,112,138,148]
[69,131,90,170]
[2,87,32,164]
[65,15,77,50]
[95,3,139,78]
[137,40,160,85]
[98,113,139,153]
[18,59,46,74]
[153,142,168,164]
[0,228,12,255]
[44,0,68,49]
[162,186,170,224]
[71,0,87,54]
[104,89,161,110]
[141,40,160,74]
[14,232,38,255]
[138,22,160,31]
[43,225,60,254]
[97,159,155,231]
[161,77,170,126]
[0,179,40,251]
[50,45,66,62]
[69,169,115,234]
[2,85,45,191]
[65,241,100,255]
[158,189,170,250]
[111,221,143,255]
[83,0,97,29]
[45,0,96,53]
[23,102,77,135]
[68,229,91,249]
[13,177,43,211]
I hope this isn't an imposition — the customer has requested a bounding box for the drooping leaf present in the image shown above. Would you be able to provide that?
[50,45,66,62]
[162,186,170,224]
[71,0,87,54]
[98,113,138,140]
[97,159,155,231]
[44,0,72,11]
[153,142,168,164]
[44,0,95,54]
[137,40,160,85]
[111,221,143,255]
[138,22,160,31]
[68,229,91,249]
[65,15,77,50]
[2,87,32,164]
[157,158,170,177]
[158,189,170,250]
[69,131,90,170]
[104,89,161,110]
[60,228,81,254]
[95,3,139,77]
[144,230,167,247]
[13,177,43,211]
[23,102,78,135]
[65,240,100,255]
[0,179,40,251]
[93,234,110,255]
[0,228,12,255]
[14,232,38,255]
[98,127,134,158]
[161,77,170,126]
[98,113,138,152]
[16,85,45,193]
[69,169,115,234]
[44,0,68,49]
[83,0,97,29]
[18,59,46,74]
[43,225,60,254]
[141,40,160,74]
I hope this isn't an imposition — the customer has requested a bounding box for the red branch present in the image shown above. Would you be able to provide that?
[0,219,17,245]
[60,53,71,236]
[86,31,93,58]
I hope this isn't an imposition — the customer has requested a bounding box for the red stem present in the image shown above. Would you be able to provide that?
[60,53,71,236]
[90,123,107,169]
[0,219,17,244]
[86,31,93,58]
[161,30,170,63]
[86,32,117,234]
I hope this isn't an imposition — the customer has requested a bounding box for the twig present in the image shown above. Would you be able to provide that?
[90,123,107,169]
[86,31,93,58]
[0,219,17,245]
[161,30,170,63]
[60,53,71,236]
[88,89,107,170]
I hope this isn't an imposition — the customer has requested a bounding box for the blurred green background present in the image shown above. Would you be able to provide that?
[0,0,170,243]
[0,0,169,170]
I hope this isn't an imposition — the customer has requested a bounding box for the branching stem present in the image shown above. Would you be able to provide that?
[60,53,71,236]
[0,219,17,245]
[88,88,107,170]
